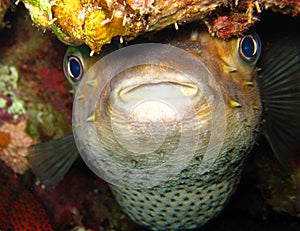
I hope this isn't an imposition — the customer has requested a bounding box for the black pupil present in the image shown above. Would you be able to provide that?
[69,57,81,79]
[242,37,255,58]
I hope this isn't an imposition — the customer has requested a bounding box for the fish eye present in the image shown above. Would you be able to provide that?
[67,56,83,82]
[63,47,84,84]
[238,34,261,63]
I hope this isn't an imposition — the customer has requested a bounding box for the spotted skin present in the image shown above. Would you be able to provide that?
[111,144,252,230]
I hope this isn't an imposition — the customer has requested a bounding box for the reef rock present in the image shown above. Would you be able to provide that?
[0,0,11,30]
[20,0,300,52]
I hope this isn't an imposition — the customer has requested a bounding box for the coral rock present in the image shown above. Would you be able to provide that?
[0,0,10,30]
[0,119,33,174]
[21,0,300,52]
[0,65,26,123]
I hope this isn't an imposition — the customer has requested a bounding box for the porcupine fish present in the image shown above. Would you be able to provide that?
[27,28,300,230]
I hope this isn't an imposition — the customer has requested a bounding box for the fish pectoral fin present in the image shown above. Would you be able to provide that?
[27,134,79,187]
[258,35,300,170]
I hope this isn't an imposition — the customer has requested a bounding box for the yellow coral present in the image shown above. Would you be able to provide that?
[21,0,300,52]
[52,0,127,52]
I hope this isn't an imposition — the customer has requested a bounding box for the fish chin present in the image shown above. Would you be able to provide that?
[72,38,261,229]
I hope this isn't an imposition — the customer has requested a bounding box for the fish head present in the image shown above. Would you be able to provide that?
[63,29,262,189]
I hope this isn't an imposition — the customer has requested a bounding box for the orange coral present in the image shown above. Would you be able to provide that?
[0,120,33,174]
[0,131,10,149]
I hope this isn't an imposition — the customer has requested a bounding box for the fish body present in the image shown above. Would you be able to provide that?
[28,27,300,230]
[100,31,261,230]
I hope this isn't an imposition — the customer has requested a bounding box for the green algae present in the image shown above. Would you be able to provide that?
[0,65,26,120]
[26,102,71,141]
[0,98,6,108]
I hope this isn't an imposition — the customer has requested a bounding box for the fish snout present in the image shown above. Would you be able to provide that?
[72,43,227,189]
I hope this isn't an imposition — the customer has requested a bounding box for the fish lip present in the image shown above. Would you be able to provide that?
[109,80,201,125]
[108,64,202,104]
[120,80,198,94]
[117,80,200,101]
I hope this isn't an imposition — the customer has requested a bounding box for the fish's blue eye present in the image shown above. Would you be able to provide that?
[239,34,261,63]
[67,56,83,82]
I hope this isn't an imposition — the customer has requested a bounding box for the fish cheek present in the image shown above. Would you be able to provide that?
[192,35,262,133]
[203,52,262,141]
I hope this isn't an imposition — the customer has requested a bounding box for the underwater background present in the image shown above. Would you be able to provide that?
[0,2,300,231]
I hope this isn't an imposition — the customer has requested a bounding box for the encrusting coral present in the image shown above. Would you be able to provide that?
[0,119,33,174]
[20,0,300,52]
[0,64,26,122]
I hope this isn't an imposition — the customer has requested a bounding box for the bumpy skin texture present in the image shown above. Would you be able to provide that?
[21,0,299,52]
[94,30,262,230]
[110,151,245,230]
[0,159,53,230]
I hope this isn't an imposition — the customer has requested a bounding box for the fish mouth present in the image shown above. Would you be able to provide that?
[72,43,227,189]
[118,81,199,101]
[110,62,202,99]
[107,64,203,125]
